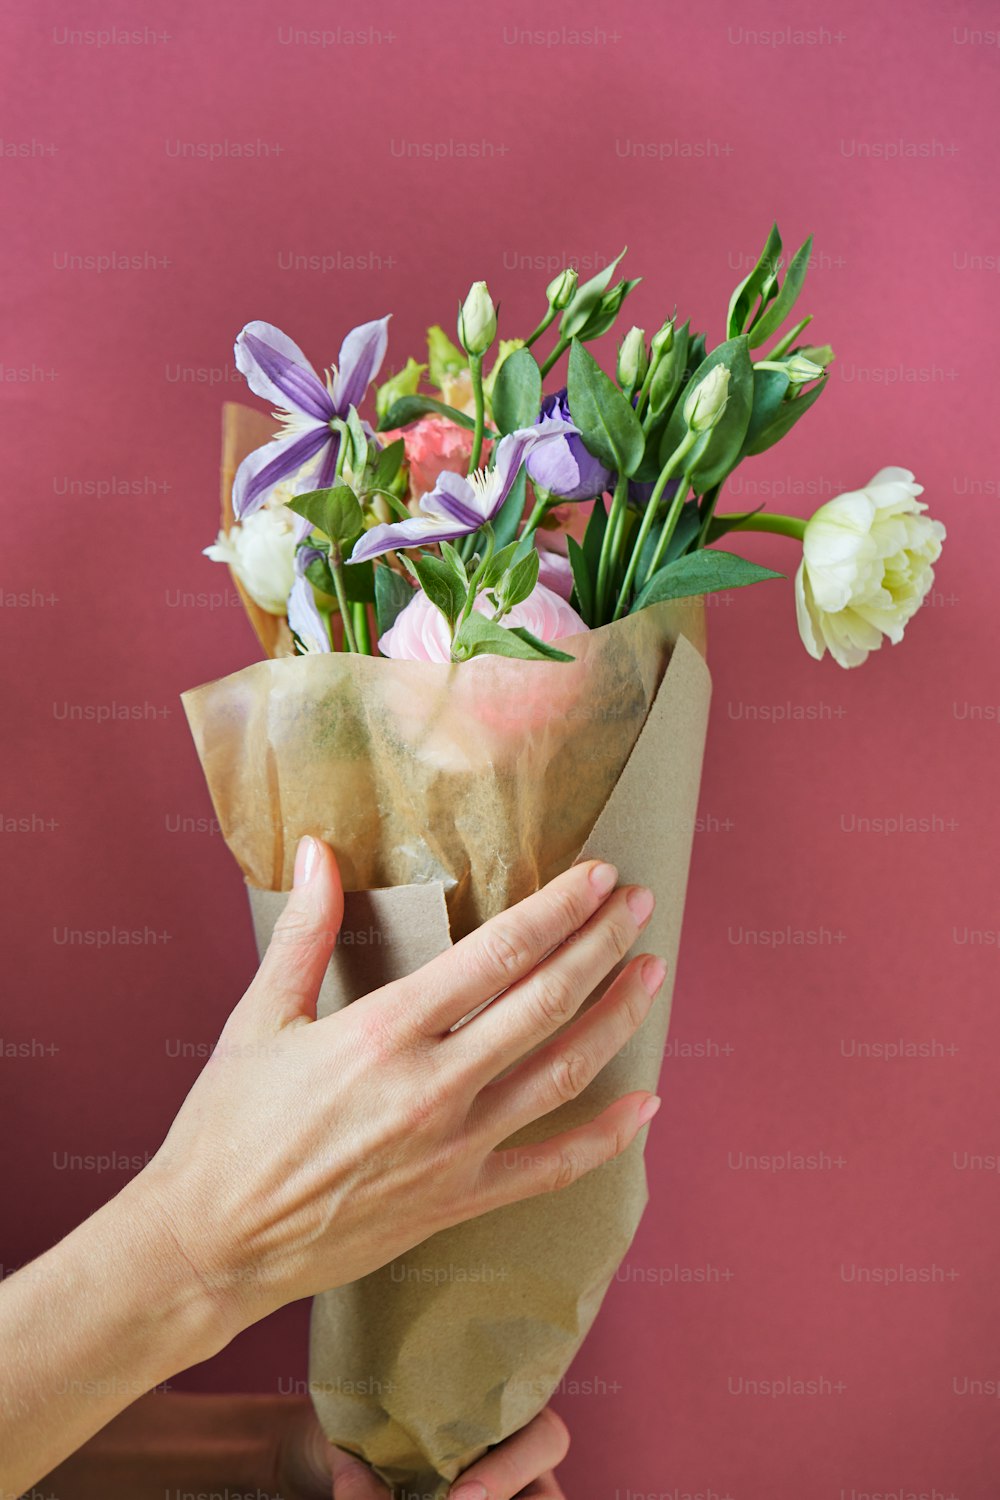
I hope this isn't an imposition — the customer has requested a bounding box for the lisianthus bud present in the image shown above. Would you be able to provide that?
[546,267,578,310]
[458,281,497,358]
[617,326,648,390]
[650,319,674,359]
[797,343,835,370]
[783,353,826,384]
[683,365,731,433]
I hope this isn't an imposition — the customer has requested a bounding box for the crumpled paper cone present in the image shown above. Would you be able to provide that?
[181,404,713,1497]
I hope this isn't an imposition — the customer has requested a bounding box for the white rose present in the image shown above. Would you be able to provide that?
[795,467,946,669]
[204,500,297,615]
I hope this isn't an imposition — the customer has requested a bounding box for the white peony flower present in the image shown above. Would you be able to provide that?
[795,467,946,669]
[204,498,297,615]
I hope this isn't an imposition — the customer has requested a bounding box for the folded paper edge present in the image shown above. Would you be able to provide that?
[241,632,712,937]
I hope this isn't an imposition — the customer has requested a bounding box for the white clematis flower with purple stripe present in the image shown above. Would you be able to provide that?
[348,416,579,565]
[232,316,391,522]
[286,570,332,654]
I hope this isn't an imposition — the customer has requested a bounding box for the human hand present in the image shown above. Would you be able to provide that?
[328,1407,570,1498]
[133,837,664,1349]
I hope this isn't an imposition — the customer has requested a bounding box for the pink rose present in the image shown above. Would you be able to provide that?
[536,543,574,601]
[379,579,587,663]
[379,415,493,503]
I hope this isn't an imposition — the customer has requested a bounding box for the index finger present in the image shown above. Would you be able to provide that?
[363,860,620,1036]
[445,1408,570,1500]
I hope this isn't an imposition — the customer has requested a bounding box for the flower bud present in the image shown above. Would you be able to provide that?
[783,353,825,385]
[457,281,497,358]
[617,326,648,390]
[650,318,674,359]
[683,365,731,434]
[546,267,579,310]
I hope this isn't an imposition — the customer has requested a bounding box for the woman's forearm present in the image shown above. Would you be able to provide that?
[0,1175,230,1495]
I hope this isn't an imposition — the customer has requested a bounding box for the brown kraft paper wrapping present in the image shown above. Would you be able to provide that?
[180,403,712,1498]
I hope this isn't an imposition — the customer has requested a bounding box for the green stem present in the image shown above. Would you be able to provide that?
[595,472,629,621]
[765,315,812,362]
[352,600,372,654]
[457,524,495,630]
[521,493,552,543]
[641,471,693,589]
[329,545,359,653]
[523,305,558,350]
[611,431,698,622]
[468,354,486,472]
[539,335,570,380]
[712,511,806,540]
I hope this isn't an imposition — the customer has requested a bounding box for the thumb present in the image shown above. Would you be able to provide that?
[249,836,345,1027]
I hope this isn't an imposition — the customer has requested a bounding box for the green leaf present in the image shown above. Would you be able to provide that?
[582,492,608,573]
[374,565,415,637]
[375,357,427,425]
[567,339,645,476]
[344,406,370,473]
[647,320,690,418]
[378,394,493,435]
[478,540,520,591]
[496,548,539,611]
[742,368,791,455]
[631,548,784,612]
[341,553,375,603]
[743,378,826,456]
[566,534,594,625]
[452,610,574,663]
[426,325,466,388]
[304,552,335,597]
[658,337,754,491]
[747,236,813,347]
[287,485,364,547]
[371,438,405,491]
[575,277,642,342]
[727,223,783,339]
[560,248,627,340]
[407,552,468,630]
[490,465,527,549]
[491,347,542,435]
[439,540,469,588]
[511,527,540,565]
[509,626,576,661]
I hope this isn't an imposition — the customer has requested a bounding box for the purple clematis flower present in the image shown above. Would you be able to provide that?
[526,388,613,501]
[348,416,578,565]
[232,317,391,524]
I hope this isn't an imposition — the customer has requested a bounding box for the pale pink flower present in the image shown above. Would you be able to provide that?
[378,579,587,663]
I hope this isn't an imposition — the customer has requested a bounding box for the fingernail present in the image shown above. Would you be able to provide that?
[449,1484,488,1500]
[293,836,320,889]
[589,861,618,897]
[626,886,655,926]
[637,1095,662,1126]
[640,956,667,995]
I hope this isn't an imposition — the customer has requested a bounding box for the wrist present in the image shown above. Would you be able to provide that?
[110,1170,246,1371]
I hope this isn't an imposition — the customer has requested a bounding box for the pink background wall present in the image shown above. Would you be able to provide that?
[3,0,998,1494]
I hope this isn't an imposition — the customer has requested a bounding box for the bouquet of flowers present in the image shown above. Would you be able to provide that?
[183,227,945,1497]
